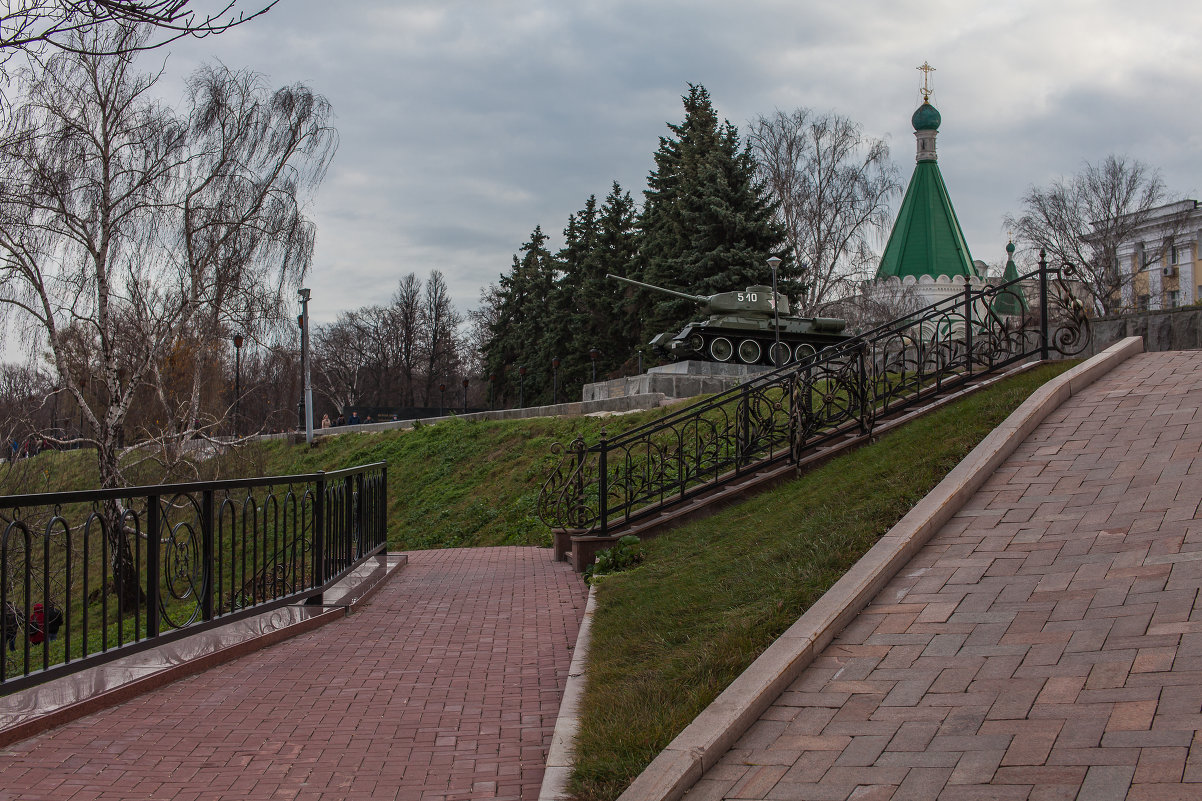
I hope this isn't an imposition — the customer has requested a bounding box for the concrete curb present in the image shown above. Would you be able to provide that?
[615,338,1145,801]
[539,584,597,801]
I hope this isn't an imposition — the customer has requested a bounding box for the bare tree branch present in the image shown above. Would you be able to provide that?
[1005,155,1187,314]
[0,1,275,56]
[748,109,901,313]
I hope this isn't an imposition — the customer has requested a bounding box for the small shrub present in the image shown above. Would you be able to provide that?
[584,535,644,584]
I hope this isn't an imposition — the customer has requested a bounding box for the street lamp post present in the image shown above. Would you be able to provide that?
[462,378,469,413]
[518,366,527,408]
[489,374,496,410]
[589,347,599,383]
[439,383,446,416]
[552,357,560,405]
[298,288,313,445]
[767,256,783,366]
[232,333,243,436]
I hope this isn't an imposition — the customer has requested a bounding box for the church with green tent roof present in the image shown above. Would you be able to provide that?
[873,64,1027,316]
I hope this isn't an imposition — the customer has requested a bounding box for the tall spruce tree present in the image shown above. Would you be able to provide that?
[545,197,599,403]
[579,183,641,373]
[481,225,557,406]
[639,84,788,340]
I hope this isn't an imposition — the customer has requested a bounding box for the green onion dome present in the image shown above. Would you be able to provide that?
[912,101,941,131]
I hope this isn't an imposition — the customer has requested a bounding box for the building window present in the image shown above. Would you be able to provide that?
[1138,294,1150,311]
[1168,290,1181,308]
[1172,244,1191,265]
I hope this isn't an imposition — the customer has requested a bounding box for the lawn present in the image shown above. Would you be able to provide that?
[568,360,1076,801]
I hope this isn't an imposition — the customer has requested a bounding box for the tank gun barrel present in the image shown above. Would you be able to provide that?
[607,273,707,304]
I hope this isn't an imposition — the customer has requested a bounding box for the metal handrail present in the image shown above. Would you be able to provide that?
[1,461,388,694]
[537,258,1090,537]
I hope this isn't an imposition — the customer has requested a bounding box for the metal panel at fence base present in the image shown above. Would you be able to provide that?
[1,462,387,694]
[538,259,1090,537]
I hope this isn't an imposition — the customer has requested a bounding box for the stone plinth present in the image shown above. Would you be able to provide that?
[583,360,772,402]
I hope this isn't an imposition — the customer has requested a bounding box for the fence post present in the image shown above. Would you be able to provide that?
[964,280,974,376]
[344,473,355,571]
[572,439,586,528]
[145,494,160,639]
[1039,250,1050,360]
[597,433,609,536]
[201,489,214,622]
[857,344,869,435]
[787,374,797,464]
[378,464,388,551]
[741,383,752,470]
[310,471,325,603]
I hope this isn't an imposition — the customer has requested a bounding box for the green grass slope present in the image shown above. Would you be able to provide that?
[2,406,682,551]
[569,360,1075,801]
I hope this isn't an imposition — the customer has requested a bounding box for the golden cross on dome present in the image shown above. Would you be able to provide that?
[917,61,935,101]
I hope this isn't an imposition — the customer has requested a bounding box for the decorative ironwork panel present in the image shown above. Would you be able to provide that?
[1,462,387,694]
[537,259,1090,537]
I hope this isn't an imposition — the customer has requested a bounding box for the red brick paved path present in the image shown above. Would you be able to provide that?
[0,547,586,801]
[688,351,1202,800]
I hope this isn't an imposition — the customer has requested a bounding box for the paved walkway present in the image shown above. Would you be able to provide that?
[0,547,587,801]
[688,350,1202,800]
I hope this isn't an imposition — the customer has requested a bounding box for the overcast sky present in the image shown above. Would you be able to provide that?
[155,0,1202,327]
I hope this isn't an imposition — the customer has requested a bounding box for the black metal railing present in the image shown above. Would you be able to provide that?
[538,258,1090,536]
[1,462,387,694]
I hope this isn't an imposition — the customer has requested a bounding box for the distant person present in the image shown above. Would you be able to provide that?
[364,415,373,424]
[336,414,345,426]
[28,602,62,644]
[321,413,331,429]
[349,411,360,425]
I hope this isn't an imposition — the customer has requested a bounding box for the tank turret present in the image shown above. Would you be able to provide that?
[608,273,848,367]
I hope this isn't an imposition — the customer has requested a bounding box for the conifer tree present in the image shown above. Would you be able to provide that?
[639,84,788,339]
[580,183,641,372]
[543,198,599,403]
[481,225,557,405]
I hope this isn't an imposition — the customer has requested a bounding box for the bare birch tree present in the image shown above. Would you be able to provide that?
[1005,155,1187,314]
[0,26,335,602]
[748,109,901,312]
[419,270,461,405]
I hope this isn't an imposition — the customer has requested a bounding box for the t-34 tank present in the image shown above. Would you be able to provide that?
[608,273,848,366]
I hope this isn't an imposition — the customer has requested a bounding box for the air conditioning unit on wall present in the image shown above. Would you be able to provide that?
[1163,265,1177,277]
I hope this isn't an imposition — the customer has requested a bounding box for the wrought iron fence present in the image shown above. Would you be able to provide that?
[538,258,1090,536]
[1,462,387,694]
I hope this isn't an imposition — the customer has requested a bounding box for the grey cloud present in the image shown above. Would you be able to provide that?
[151,0,1202,325]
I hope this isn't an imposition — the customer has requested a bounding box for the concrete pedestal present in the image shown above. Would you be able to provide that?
[583,360,771,402]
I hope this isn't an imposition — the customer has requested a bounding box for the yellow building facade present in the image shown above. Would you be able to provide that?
[1117,200,1202,311]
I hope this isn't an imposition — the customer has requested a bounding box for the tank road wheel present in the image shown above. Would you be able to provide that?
[768,342,791,367]
[794,343,817,363]
[686,333,705,354]
[709,336,734,362]
[738,339,761,364]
